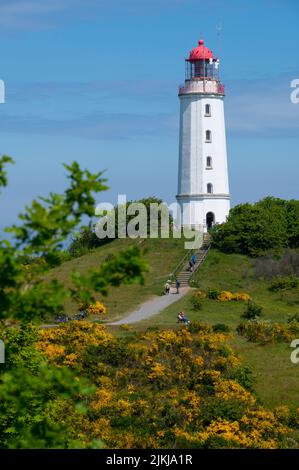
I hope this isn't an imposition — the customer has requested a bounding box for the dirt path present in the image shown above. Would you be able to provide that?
[108,287,190,325]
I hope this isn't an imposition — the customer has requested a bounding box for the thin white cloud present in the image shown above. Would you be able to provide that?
[0,0,211,30]
[0,1,64,14]
[226,76,299,138]
[4,74,299,139]
[0,0,91,29]
[0,109,177,140]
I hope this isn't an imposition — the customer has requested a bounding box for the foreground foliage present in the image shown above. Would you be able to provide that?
[33,321,299,449]
[0,157,148,321]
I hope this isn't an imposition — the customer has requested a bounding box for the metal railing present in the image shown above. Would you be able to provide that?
[179,80,225,95]
[169,240,211,283]
[189,243,211,281]
[169,248,195,281]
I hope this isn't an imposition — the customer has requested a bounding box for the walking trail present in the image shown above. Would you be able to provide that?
[108,287,190,326]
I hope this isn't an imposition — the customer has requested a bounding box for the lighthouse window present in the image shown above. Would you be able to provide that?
[205,104,211,116]
[207,183,213,194]
[206,130,212,142]
[206,157,212,168]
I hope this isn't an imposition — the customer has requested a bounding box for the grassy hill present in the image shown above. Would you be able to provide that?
[114,248,299,409]
[48,236,188,322]
[49,239,299,410]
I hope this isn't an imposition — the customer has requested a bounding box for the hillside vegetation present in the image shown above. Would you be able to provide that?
[1,155,299,448]
[48,237,188,322]
[130,248,299,410]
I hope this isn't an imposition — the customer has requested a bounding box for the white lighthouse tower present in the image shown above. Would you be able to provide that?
[176,38,230,231]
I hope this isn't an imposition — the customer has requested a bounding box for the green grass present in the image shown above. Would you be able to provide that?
[192,249,299,324]
[48,236,188,321]
[134,249,299,329]
[51,241,299,410]
[125,248,299,409]
[230,336,299,409]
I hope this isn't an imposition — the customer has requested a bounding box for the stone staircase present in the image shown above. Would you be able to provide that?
[171,233,211,287]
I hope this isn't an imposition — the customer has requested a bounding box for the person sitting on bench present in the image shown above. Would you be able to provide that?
[177,311,190,325]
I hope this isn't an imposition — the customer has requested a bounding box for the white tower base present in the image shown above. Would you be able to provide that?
[176,194,230,232]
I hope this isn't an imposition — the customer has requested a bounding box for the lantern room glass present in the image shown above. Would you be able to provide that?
[185,60,219,81]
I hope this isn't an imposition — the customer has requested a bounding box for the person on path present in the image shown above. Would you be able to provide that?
[188,260,194,272]
[175,279,180,294]
[191,254,196,267]
[164,281,170,295]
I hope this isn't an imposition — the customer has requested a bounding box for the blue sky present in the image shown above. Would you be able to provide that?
[0,0,298,229]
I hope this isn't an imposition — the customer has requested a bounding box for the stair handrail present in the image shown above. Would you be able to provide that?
[168,234,212,283]
[169,248,195,281]
[189,243,211,280]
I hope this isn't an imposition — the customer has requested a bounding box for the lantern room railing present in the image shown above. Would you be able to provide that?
[179,80,225,96]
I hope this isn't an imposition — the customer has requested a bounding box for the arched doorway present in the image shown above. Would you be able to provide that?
[206,212,215,230]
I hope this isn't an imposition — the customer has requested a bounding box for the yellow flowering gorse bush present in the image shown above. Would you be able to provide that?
[36,321,296,449]
[86,301,107,315]
[218,291,251,302]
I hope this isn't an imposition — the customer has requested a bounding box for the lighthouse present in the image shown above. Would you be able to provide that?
[176,38,230,231]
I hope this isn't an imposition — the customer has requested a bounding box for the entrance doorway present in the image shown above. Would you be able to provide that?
[206,212,215,230]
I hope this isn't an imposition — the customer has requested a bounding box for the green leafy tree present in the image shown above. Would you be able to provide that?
[0,156,148,321]
[0,323,98,448]
[6,162,108,261]
[68,196,173,257]
[0,154,149,448]
[0,155,14,191]
[212,197,298,257]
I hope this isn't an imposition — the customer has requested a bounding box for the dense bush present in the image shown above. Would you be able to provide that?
[231,365,255,392]
[193,289,251,303]
[211,197,299,257]
[190,292,203,311]
[237,319,299,344]
[255,250,299,279]
[212,324,231,333]
[68,197,173,257]
[68,223,111,257]
[269,275,298,292]
[241,301,263,320]
[36,321,296,449]
[0,323,100,448]
[2,320,298,449]
[207,288,219,299]
[96,196,172,238]
[287,313,299,323]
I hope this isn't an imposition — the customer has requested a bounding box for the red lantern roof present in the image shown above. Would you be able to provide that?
[188,39,214,61]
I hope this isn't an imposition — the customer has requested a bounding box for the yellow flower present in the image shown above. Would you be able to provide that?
[218,291,234,301]
[214,380,256,405]
[87,301,107,315]
[193,356,204,368]
[233,292,251,302]
[148,363,167,380]
[64,353,78,366]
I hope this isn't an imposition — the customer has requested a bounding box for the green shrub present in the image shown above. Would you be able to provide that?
[241,301,263,320]
[188,321,212,334]
[68,224,111,257]
[237,319,299,344]
[190,294,203,311]
[212,323,231,333]
[207,288,219,300]
[232,365,255,392]
[269,275,298,292]
[287,312,299,323]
